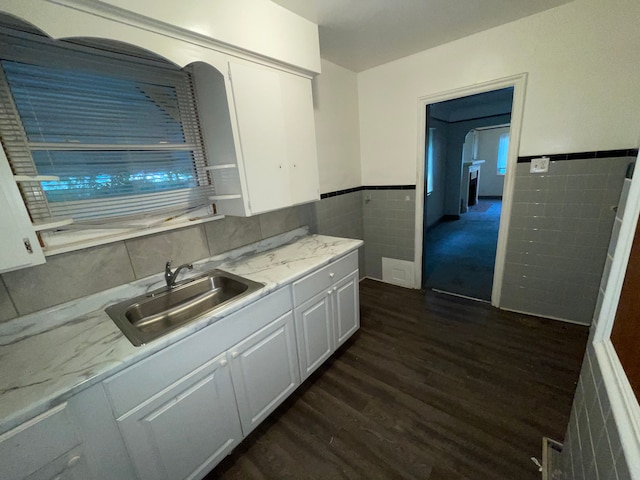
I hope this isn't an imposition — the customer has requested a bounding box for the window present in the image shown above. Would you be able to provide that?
[426,128,435,195]
[0,27,214,252]
[497,132,509,175]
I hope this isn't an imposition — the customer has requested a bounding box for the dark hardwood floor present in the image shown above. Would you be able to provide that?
[206,279,589,480]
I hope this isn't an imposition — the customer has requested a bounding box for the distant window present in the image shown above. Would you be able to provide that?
[426,128,435,194]
[497,133,509,175]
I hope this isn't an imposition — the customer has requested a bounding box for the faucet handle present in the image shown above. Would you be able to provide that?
[166,259,173,268]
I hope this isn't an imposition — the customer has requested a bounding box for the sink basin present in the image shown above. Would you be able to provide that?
[106,270,263,346]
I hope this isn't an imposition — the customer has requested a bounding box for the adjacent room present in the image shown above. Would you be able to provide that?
[423,88,513,301]
[0,1,639,480]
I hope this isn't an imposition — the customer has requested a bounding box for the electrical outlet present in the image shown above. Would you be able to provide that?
[530,157,550,173]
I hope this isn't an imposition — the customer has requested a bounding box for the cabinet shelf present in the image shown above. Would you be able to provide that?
[210,194,242,201]
[205,164,237,171]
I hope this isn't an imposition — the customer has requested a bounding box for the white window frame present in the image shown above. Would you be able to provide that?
[0,26,221,256]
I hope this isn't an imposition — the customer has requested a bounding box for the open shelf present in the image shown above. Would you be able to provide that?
[209,194,242,200]
[204,164,237,171]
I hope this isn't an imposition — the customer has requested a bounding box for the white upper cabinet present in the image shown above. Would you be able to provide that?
[0,148,45,273]
[227,61,319,215]
[191,59,320,217]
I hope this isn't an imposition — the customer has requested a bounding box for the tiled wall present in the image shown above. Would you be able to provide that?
[561,176,633,480]
[362,188,416,279]
[314,190,365,274]
[501,156,632,324]
[0,205,313,319]
[562,345,631,480]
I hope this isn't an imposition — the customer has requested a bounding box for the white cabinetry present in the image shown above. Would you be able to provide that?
[0,146,45,273]
[0,404,93,480]
[191,60,319,217]
[293,252,360,381]
[104,287,295,480]
[224,61,318,215]
[115,353,241,480]
[229,311,299,435]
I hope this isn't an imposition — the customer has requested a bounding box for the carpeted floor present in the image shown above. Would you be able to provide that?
[423,199,502,301]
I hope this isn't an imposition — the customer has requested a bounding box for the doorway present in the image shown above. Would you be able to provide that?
[413,75,526,306]
[422,91,513,301]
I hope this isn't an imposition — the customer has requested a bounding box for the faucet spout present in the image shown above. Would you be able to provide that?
[165,260,194,288]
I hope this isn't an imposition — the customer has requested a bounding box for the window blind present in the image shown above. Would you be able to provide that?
[0,30,213,227]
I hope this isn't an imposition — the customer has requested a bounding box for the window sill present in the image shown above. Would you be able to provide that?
[42,213,225,257]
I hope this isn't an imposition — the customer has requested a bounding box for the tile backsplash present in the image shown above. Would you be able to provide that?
[501,156,633,324]
[363,189,416,279]
[0,205,314,319]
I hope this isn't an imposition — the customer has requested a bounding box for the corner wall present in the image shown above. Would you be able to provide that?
[560,178,634,479]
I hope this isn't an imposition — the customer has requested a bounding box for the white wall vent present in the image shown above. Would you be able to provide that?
[381,258,414,288]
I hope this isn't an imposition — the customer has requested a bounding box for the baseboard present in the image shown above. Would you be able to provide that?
[361,276,417,289]
[500,306,591,326]
[431,288,490,303]
[478,195,503,200]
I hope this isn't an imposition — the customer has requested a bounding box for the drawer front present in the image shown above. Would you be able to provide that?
[0,403,80,480]
[105,287,291,417]
[292,251,358,305]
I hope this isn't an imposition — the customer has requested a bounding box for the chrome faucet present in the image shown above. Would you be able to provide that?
[165,260,193,288]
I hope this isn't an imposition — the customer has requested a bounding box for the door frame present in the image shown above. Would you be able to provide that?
[413,73,528,307]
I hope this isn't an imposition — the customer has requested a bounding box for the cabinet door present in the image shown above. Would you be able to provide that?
[280,71,319,205]
[294,291,333,381]
[228,61,291,214]
[0,147,45,273]
[333,271,360,348]
[25,446,93,480]
[117,353,242,480]
[229,311,300,435]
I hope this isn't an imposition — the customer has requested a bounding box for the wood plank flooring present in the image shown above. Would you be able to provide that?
[205,279,589,480]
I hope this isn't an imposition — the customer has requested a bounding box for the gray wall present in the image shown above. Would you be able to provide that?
[312,191,365,275]
[0,205,315,319]
[561,177,632,480]
[501,156,632,324]
[562,344,631,480]
[363,189,416,280]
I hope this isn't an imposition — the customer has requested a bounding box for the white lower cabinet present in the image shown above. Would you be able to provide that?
[229,311,300,435]
[117,353,242,480]
[333,271,360,348]
[294,291,333,379]
[0,403,94,480]
[104,287,300,480]
[293,252,360,381]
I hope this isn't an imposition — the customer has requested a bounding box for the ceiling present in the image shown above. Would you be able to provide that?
[271,0,574,72]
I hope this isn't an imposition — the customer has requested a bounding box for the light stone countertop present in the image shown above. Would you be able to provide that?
[0,230,363,434]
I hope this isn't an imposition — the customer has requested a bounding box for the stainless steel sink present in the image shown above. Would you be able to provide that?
[106,270,263,346]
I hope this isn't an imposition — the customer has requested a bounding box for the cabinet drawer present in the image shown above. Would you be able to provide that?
[0,403,80,480]
[105,287,291,417]
[292,251,358,305]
